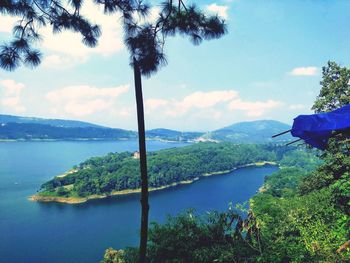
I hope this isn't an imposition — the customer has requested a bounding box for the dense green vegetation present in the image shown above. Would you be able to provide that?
[120,209,262,263]
[39,142,292,198]
[102,143,349,263]
[250,140,350,262]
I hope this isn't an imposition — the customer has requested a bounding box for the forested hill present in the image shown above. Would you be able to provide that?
[38,142,297,200]
[0,114,103,128]
[145,128,203,141]
[0,114,138,140]
[205,120,292,143]
[0,122,137,140]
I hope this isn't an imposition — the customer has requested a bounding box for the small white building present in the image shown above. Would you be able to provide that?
[133,151,140,159]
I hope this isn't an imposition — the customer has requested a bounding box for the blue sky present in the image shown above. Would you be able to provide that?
[1,0,349,131]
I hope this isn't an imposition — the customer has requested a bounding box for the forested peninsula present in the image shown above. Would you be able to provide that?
[31,142,304,204]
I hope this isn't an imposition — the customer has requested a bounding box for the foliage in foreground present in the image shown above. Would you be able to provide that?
[146,210,260,263]
[252,175,350,262]
[103,209,261,263]
[101,146,350,262]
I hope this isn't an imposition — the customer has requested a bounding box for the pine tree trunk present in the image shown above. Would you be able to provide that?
[133,58,149,263]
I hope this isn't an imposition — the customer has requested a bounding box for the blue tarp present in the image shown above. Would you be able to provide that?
[291,104,350,150]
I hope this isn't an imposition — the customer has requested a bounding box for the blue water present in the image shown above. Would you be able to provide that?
[0,140,278,263]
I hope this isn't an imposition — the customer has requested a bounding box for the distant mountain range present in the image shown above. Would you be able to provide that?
[204,120,293,143]
[0,114,292,143]
[146,128,203,141]
[0,114,104,128]
[0,114,136,140]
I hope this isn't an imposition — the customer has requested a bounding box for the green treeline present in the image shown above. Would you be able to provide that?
[0,122,136,140]
[40,142,290,198]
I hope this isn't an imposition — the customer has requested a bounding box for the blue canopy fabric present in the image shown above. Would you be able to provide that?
[291,104,350,150]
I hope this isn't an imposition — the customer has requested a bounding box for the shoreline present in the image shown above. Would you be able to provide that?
[29,161,277,204]
[0,138,135,142]
[0,137,192,143]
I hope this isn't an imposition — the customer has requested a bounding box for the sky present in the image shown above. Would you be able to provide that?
[1,0,350,131]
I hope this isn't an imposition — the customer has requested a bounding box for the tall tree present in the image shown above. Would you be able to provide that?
[0,1,227,261]
[312,61,350,112]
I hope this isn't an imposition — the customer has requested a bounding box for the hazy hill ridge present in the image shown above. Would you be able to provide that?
[204,120,292,143]
[0,114,104,128]
[146,128,204,141]
[0,114,292,143]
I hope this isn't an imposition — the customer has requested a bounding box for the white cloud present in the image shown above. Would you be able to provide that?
[0,79,24,96]
[64,99,113,116]
[181,90,237,109]
[46,85,129,101]
[228,99,281,117]
[290,66,318,76]
[0,15,18,33]
[289,104,306,110]
[0,2,124,63]
[1,97,25,112]
[2,96,19,106]
[145,90,237,117]
[206,4,229,19]
[145,98,169,113]
[163,90,238,117]
[0,79,26,112]
[149,7,161,23]
[41,2,124,59]
[143,89,285,130]
[41,55,76,68]
[119,108,132,117]
[111,107,133,117]
[146,89,238,117]
[46,84,129,117]
[146,90,282,120]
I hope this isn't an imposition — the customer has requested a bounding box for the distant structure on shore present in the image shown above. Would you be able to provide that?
[133,151,140,159]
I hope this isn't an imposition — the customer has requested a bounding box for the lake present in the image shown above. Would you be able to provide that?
[0,140,278,263]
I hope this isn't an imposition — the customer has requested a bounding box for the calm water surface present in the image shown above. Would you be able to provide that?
[0,140,277,263]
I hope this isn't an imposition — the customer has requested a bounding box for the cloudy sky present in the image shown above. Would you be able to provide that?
[1,0,349,131]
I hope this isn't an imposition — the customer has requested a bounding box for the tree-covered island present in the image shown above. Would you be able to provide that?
[30,142,313,204]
